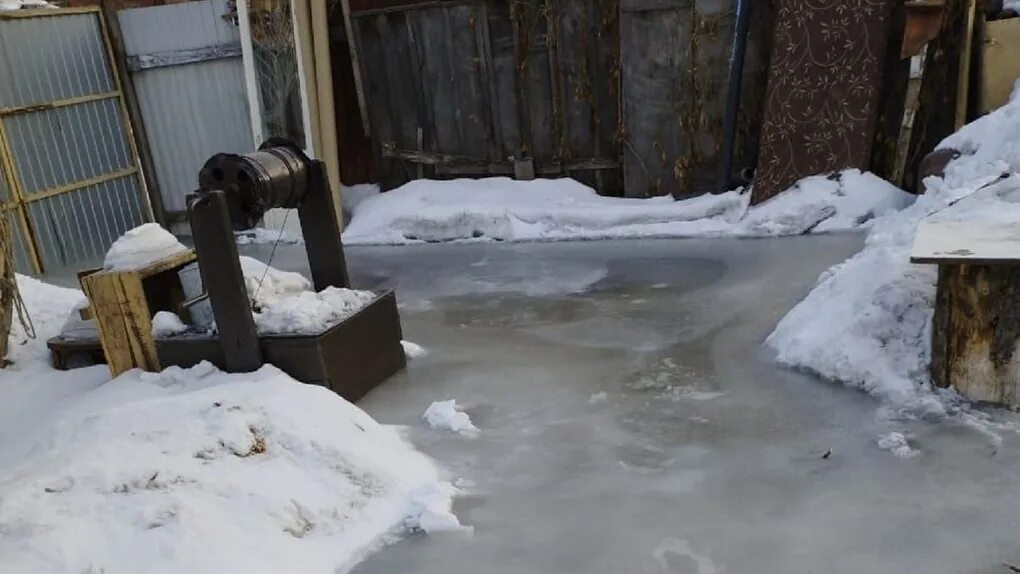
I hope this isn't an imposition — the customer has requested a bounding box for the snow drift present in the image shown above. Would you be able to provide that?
[0,273,463,574]
[341,169,912,245]
[768,85,1020,415]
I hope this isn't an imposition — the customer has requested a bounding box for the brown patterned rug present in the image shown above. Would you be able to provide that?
[752,0,895,203]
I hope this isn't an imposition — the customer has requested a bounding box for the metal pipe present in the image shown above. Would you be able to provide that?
[716,0,752,194]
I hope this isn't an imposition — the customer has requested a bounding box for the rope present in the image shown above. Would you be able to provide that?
[0,214,34,351]
[250,208,291,310]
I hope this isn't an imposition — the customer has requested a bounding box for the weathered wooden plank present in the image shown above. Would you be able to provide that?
[911,222,1020,265]
[125,43,242,72]
[82,271,160,376]
[620,6,693,197]
[446,4,491,160]
[930,262,1020,406]
[416,7,463,157]
[487,0,521,159]
[189,191,262,372]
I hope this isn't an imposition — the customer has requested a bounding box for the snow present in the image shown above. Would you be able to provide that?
[422,400,477,435]
[877,432,919,459]
[341,170,912,245]
[239,255,312,310]
[767,84,1020,417]
[152,310,189,337]
[236,226,303,246]
[0,0,55,10]
[0,273,463,574]
[255,286,377,335]
[4,275,85,367]
[401,340,428,360]
[103,223,188,271]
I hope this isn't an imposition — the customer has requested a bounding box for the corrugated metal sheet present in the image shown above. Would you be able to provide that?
[0,9,149,272]
[27,174,145,265]
[0,13,114,107]
[5,98,133,195]
[2,210,33,274]
[119,0,255,213]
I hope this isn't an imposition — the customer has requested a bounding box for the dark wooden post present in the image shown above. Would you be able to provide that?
[189,191,262,372]
[298,161,351,291]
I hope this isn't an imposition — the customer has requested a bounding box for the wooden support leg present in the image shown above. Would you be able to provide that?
[298,160,351,291]
[930,262,1020,405]
[190,190,263,372]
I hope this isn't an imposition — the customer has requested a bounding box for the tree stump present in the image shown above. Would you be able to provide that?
[0,215,14,365]
[931,264,1020,405]
[913,221,1020,406]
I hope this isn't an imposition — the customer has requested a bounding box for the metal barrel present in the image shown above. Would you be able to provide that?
[197,143,310,227]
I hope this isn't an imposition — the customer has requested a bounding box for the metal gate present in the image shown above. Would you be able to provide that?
[117,0,254,222]
[0,7,151,274]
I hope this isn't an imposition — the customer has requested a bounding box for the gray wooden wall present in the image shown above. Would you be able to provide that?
[350,0,773,198]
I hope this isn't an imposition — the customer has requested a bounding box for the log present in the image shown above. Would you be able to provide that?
[931,263,1020,405]
[0,215,12,365]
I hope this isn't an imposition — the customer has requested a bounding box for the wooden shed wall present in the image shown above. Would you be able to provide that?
[348,0,773,197]
[350,0,624,194]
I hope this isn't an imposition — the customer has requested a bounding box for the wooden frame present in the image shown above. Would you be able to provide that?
[79,249,197,377]
[0,7,152,274]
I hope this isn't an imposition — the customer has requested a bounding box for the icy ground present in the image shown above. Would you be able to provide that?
[236,238,1020,574]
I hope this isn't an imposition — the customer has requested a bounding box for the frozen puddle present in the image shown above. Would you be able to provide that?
[232,237,1020,574]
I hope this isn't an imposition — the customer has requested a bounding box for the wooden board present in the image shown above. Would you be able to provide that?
[911,221,1020,264]
[81,271,160,377]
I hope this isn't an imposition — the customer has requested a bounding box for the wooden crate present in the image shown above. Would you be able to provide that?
[79,250,196,377]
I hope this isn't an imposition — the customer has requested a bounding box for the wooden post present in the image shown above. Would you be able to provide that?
[298,161,351,290]
[189,191,263,372]
[0,214,13,365]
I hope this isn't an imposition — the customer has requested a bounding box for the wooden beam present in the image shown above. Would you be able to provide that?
[125,43,242,72]
[189,190,263,372]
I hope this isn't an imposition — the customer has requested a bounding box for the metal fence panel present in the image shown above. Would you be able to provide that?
[0,8,150,274]
[5,98,134,195]
[0,13,115,108]
[119,0,254,214]
[27,175,145,266]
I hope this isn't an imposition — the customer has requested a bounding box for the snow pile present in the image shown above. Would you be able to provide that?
[341,170,912,245]
[0,363,463,574]
[768,86,1020,415]
[236,227,303,246]
[877,432,919,459]
[103,223,188,271]
[0,0,56,10]
[401,340,428,360]
[255,287,376,335]
[4,275,85,366]
[151,311,189,337]
[423,400,477,435]
[239,255,312,309]
[1,276,464,574]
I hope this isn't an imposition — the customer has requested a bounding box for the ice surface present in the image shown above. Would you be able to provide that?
[423,400,477,435]
[103,223,188,271]
[341,170,912,245]
[335,237,1020,574]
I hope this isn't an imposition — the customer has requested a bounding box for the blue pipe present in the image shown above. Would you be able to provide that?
[716,0,752,194]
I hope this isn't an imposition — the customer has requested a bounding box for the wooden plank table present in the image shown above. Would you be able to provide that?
[911,221,1020,405]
